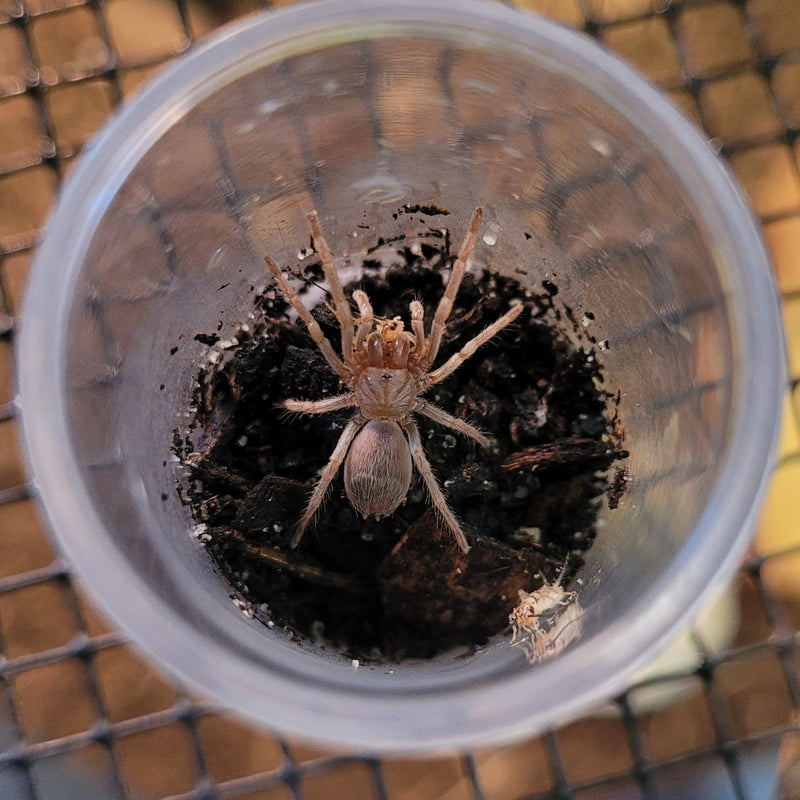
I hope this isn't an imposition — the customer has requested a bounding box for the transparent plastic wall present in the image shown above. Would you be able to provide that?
[21,3,782,751]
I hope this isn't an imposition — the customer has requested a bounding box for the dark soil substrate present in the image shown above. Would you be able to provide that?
[176,212,627,662]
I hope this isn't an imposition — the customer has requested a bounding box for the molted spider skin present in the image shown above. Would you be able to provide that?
[264,207,523,553]
[509,572,584,663]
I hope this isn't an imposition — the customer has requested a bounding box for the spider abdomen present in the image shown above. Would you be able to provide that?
[344,419,413,520]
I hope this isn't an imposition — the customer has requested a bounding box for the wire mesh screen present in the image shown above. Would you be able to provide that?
[1,0,799,798]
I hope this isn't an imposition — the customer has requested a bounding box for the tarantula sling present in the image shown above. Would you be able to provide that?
[264,208,522,553]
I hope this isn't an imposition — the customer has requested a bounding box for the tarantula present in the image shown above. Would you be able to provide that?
[264,208,522,553]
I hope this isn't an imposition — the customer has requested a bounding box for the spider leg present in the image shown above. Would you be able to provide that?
[409,300,427,366]
[307,211,356,361]
[415,399,490,448]
[424,300,523,387]
[283,393,357,415]
[290,415,364,548]
[265,253,347,379]
[400,419,470,553]
[421,207,483,370]
[352,289,374,352]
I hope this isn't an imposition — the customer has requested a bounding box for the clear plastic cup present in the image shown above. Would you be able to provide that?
[19,0,784,753]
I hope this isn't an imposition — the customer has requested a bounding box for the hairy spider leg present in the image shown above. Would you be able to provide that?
[400,418,469,553]
[415,399,489,448]
[421,206,483,370]
[307,211,355,360]
[424,300,524,388]
[352,289,375,353]
[289,415,364,547]
[283,393,358,415]
[409,300,426,364]
[264,254,347,380]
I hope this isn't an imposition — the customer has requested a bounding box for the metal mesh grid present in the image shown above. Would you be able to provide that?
[1,0,799,798]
